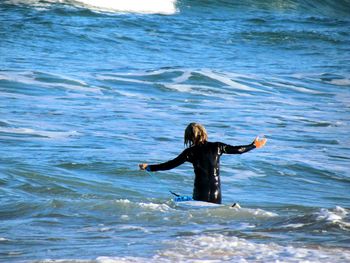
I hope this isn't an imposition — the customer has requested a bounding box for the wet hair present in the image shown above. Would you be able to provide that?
[184,123,208,147]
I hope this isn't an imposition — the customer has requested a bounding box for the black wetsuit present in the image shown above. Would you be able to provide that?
[147,141,256,204]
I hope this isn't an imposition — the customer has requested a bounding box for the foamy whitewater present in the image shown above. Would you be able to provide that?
[1,0,350,262]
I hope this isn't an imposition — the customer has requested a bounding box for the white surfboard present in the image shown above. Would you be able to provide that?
[173,196,241,209]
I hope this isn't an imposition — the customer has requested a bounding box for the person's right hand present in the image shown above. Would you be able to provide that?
[253,136,267,148]
[139,163,148,170]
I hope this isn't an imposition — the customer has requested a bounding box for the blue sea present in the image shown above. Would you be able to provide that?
[1,0,350,262]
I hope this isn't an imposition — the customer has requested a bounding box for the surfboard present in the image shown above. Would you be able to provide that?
[173,195,241,209]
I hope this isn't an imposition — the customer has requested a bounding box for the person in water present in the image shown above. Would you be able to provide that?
[139,123,267,204]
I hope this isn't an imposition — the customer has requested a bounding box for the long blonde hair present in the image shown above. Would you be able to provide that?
[184,123,208,147]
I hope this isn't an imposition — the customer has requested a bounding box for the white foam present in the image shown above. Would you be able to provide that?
[334,206,349,216]
[119,225,150,233]
[75,0,177,15]
[114,199,131,204]
[317,207,347,222]
[84,224,149,234]
[36,233,350,263]
[318,210,342,221]
[114,199,173,213]
[0,127,79,139]
[316,206,350,230]
[97,256,149,263]
[138,202,172,212]
[97,75,152,85]
[197,69,262,92]
[204,206,278,219]
[172,71,192,83]
[157,234,350,262]
[282,223,305,229]
[328,78,350,86]
[5,0,177,14]
[5,0,51,8]
[0,71,102,94]
[163,83,193,93]
[37,260,98,263]
[249,208,278,217]
[269,77,324,95]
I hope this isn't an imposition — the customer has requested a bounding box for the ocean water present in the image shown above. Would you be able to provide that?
[1,0,350,262]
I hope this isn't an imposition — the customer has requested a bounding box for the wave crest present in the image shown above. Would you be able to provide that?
[5,0,177,14]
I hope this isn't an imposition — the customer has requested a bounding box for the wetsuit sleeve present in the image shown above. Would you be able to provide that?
[147,149,189,172]
[219,142,256,154]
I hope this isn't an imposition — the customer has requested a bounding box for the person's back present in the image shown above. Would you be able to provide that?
[187,142,223,203]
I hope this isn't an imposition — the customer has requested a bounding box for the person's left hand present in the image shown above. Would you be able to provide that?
[253,136,267,148]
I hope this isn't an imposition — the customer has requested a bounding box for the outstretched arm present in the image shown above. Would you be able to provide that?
[222,136,267,154]
[139,149,188,172]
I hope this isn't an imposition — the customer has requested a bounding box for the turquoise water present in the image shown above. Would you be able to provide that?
[1,0,350,262]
